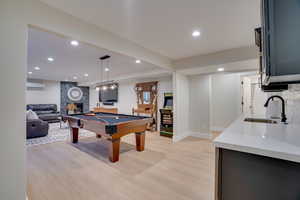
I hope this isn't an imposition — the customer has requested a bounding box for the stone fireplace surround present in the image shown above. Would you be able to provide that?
[60,82,89,115]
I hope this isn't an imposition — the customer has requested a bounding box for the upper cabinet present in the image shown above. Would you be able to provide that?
[261,0,300,85]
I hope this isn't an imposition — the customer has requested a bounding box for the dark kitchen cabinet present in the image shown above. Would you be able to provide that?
[215,148,300,200]
[261,0,300,84]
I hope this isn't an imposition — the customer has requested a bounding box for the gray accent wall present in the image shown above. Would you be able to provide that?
[60,82,89,114]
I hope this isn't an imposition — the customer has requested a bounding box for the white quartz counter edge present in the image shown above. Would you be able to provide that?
[213,116,300,163]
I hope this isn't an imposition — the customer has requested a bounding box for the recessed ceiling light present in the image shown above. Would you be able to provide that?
[28,71,33,75]
[84,73,89,77]
[135,59,141,64]
[218,68,225,72]
[70,40,79,46]
[73,76,78,80]
[105,68,110,72]
[192,30,201,37]
[48,57,54,62]
[96,87,100,91]
[34,66,40,70]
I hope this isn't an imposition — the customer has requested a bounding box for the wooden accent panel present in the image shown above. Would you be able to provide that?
[93,107,118,114]
[133,104,154,114]
[133,81,158,131]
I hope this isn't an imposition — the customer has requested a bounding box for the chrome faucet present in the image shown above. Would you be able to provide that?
[264,95,287,123]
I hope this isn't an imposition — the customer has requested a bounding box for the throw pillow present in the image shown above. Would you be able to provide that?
[26,110,39,120]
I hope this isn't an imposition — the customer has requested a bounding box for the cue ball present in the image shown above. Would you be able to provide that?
[116,117,119,119]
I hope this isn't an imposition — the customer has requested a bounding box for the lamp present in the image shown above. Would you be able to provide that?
[94,55,118,91]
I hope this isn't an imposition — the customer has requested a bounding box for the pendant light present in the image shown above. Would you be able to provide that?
[94,55,118,91]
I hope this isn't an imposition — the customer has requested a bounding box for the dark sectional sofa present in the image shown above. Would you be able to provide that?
[27,104,61,123]
[26,104,61,139]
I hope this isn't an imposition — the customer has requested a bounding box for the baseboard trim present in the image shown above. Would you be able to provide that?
[173,132,190,142]
[173,131,211,142]
[210,126,225,132]
[189,132,212,139]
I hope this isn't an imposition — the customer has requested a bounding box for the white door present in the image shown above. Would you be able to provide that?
[242,76,267,115]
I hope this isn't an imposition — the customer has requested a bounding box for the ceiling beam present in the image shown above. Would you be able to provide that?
[177,59,259,75]
[27,0,173,70]
[78,69,172,87]
[173,46,258,69]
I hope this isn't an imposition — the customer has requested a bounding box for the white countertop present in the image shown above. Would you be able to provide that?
[213,115,300,163]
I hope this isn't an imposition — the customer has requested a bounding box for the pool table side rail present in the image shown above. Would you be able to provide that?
[92,112,150,119]
[63,115,153,137]
[110,117,153,139]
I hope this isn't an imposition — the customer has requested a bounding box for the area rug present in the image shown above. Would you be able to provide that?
[26,123,95,147]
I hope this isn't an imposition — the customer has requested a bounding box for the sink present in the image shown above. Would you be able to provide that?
[244,118,278,124]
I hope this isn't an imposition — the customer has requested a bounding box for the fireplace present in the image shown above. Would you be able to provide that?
[66,103,83,115]
[60,82,89,115]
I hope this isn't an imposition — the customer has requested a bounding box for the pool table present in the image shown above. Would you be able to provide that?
[63,112,153,162]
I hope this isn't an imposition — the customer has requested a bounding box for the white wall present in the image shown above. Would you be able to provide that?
[242,76,252,114]
[115,81,137,114]
[89,81,137,114]
[173,72,190,142]
[175,72,243,141]
[189,75,211,136]
[0,1,27,199]
[210,73,242,131]
[187,73,243,135]
[280,85,300,124]
[242,76,268,116]
[26,80,61,110]
[89,76,173,117]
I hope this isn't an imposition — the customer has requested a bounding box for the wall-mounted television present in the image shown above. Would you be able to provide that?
[99,84,118,103]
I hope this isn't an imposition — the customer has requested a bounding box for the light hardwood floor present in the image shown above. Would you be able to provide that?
[27,132,218,200]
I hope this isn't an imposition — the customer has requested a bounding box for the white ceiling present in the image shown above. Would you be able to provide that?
[27,28,165,82]
[177,59,259,75]
[39,0,261,60]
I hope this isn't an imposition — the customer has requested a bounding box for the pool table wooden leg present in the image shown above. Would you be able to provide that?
[135,132,145,152]
[109,138,120,163]
[70,127,79,143]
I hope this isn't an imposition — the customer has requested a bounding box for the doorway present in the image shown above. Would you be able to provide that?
[242,75,267,115]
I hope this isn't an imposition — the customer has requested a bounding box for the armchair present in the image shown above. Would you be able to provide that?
[27,119,49,139]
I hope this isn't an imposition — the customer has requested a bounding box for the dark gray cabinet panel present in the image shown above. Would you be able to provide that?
[262,0,300,83]
[219,149,300,200]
